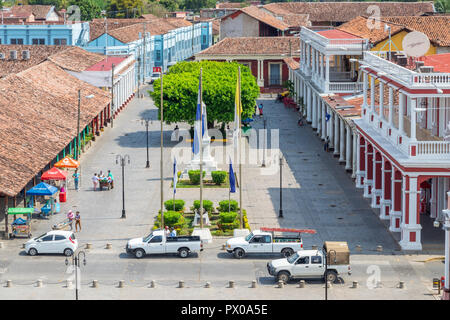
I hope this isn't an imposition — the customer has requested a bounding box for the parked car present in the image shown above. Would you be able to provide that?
[25,230,77,256]
[149,72,161,84]
[267,241,352,283]
[225,227,315,259]
[125,230,203,258]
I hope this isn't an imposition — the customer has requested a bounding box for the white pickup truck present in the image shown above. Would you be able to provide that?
[225,228,315,259]
[126,230,203,258]
[267,242,352,283]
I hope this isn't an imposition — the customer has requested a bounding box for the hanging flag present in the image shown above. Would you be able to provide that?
[173,158,178,194]
[229,158,236,193]
[193,74,202,155]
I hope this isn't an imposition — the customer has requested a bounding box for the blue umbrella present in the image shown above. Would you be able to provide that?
[27,182,58,196]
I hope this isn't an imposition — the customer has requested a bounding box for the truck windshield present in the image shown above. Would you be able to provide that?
[143,233,153,242]
[287,252,299,264]
[245,232,254,242]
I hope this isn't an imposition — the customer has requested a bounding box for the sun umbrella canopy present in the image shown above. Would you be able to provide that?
[41,167,68,181]
[7,208,34,215]
[27,182,58,196]
[54,156,80,168]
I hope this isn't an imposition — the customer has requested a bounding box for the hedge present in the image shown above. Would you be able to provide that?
[192,200,214,213]
[211,171,227,185]
[164,199,185,212]
[219,211,238,224]
[218,200,239,212]
[154,211,188,231]
[188,170,206,185]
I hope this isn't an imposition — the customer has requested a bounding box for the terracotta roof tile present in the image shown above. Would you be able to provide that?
[263,2,434,23]
[283,57,300,70]
[216,2,246,9]
[165,18,192,28]
[48,46,105,72]
[276,14,311,28]
[197,37,300,56]
[230,6,289,31]
[89,19,144,41]
[107,20,177,43]
[0,61,110,197]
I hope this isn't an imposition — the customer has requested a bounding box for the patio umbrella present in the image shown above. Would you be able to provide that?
[26,182,58,196]
[41,167,68,181]
[54,156,80,169]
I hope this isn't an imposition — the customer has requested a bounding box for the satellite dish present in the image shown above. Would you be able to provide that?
[402,31,430,58]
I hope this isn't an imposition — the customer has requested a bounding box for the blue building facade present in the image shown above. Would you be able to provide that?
[0,23,89,46]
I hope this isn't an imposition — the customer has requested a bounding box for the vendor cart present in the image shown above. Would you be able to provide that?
[8,208,34,239]
[99,178,112,191]
[52,218,72,231]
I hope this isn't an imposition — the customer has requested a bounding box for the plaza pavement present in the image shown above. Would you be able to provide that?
[0,88,445,300]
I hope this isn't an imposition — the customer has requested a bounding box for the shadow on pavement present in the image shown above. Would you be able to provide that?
[118,252,199,260]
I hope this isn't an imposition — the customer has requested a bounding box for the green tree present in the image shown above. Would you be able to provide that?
[435,0,450,13]
[181,0,215,11]
[150,61,259,125]
[68,0,102,20]
[107,0,143,18]
[159,0,182,12]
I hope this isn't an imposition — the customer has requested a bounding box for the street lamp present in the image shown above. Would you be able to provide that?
[76,90,94,160]
[279,155,283,218]
[65,250,86,301]
[116,154,130,218]
[141,119,152,168]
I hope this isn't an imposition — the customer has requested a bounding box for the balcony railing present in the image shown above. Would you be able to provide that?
[327,82,363,93]
[301,27,368,51]
[416,141,450,157]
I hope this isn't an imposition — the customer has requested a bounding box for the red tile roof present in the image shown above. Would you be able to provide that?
[197,37,300,56]
[418,53,450,73]
[276,14,311,28]
[283,57,300,70]
[85,56,128,71]
[317,29,362,40]
[216,2,246,9]
[223,6,289,31]
[47,46,105,72]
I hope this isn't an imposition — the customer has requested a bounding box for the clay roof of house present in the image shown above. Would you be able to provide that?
[47,46,105,72]
[212,19,220,35]
[223,6,289,31]
[276,14,311,28]
[140,13,159,20]
[197,37,300,56]
[107,20,176,43]
[322,94,362,126]
[216,2,246,9]
[317,29,363,40]
[418,53,450,73]
[4,6,34,19]
[165,17,192,27]
[263,2,434,23]
[283,57,300,70]
[0,45,68,78]
[89,19,145,41]
[0,61,110,197]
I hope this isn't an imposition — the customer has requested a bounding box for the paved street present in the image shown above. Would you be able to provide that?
[0,89,445,300]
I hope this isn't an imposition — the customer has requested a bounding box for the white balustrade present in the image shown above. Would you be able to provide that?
[416,141,450,156]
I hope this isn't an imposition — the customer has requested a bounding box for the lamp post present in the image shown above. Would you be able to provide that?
[65,250,86,301]
[279,155,283,218]
[141,119,152,168]
[76,90,94,160]
[116,154,130,219]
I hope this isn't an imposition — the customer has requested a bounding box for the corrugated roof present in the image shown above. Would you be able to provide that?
[197,37,300,56]
[0,61,110,197]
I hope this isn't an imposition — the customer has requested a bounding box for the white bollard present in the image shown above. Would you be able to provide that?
[326,281,332,288]
[118,280,125,288]
[92,280,99,288]
[398,281,405,289]
[298,280,305,288]
[149,280,156,288]
[376,245,383,252]
[66,280,73,289]
[205,282,211,288]
[105,243,112,249]
[0,242,4,248]
[6,280,12,288]
[278,280,284,288]
[229,280,235,288]
[352,281,358,289]
[251,280,257,288]
[36,279,43,288]
[85,243,92,249]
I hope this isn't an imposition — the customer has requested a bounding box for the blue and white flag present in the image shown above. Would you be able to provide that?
[229,158,236,193]
[173,158,178,194]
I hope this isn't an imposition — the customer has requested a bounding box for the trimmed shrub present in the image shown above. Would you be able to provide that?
[188,170,206,185]
[220,220,240,231]
[164,199,185,212]
[219,211,238,224]
[211,171,227,185]
[218,200,239,212]
[154,211,188,233]
[192,200,214,214]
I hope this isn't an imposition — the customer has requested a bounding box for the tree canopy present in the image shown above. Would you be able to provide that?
[150,61,260,126]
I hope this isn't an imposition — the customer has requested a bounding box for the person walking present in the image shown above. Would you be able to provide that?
[258,103,264,117]
[67,210,74,231]
[92,173,99,191]
[72,169,80,191]
[324,136,330,152]
[107,170,114,189]
[75,211,81,232]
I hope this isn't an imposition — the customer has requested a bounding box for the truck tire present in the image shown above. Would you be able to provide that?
[281,248,294,257]
[325,270,338,283]
[233,248,245,259]
[277,271,290,284]
[178,247,189,258]
[134,249,145,259]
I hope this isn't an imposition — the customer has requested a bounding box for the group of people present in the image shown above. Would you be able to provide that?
[164,225,177,237]
[91,170,114,191]
[66,210,81,232]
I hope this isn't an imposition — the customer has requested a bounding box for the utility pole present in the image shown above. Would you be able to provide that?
[160,72,164,230]
[199,68,204,229]
[111,63,115,128]
[238,67,243,229]
[142,119,151,168]
[143,23,147,83]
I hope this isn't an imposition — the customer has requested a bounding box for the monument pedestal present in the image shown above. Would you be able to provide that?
[192,228,213,244]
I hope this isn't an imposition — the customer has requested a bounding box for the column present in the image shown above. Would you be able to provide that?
[352,131,357,179]
[317,98,322,136]
[371,151,382,208]
[356,136,365,188]
[333,114,339,156]
[339,118,345,163]
[380,160,392,220]
[410,98,417,141]
[321,101,326,140]
[307,87,312,123]
[329,108,334,150]
[321,53,325,80]
[399,176,422,251]
[345,125,352,170]
[363,144,373,198]
[325,55,330,84]
[388,86,394,125]
[399,93,405,134]
[363,72,368,109]
[379,81,384,118]
[311,47,316,75]
[312,93,317,129]
[430,178,438,219]
[370,75,375,113]
[390,169,403,232]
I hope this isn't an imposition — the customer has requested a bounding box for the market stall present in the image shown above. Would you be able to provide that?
[41,167,68,202]
[8,208,34,238]
[54,156,80,190]
[27,182,59,218]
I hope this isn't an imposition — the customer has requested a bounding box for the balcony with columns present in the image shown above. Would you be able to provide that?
[355,51,450,163]
[298,27,369,94]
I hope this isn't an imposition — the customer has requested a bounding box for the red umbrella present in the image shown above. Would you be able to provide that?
[41,167,68,181]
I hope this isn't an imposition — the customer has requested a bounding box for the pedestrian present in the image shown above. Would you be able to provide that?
[72,169,80,191]
[258,103,263,117]
[67,210,74,231]
[92,173,99,191]
[107,170,114,189]
[325,136,330,152]
[75,211,81,232]
[254,103,258,116]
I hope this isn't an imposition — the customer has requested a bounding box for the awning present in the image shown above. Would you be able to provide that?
[54,156,80,169]
[7,208,34,215]
[41,167,68,181]
[27,182,58,196]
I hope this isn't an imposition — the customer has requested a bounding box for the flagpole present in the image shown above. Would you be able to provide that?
[238,66,243,229]
[160,72,164,230]
[199,68,204,229]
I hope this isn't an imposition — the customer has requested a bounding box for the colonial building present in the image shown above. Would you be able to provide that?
[196,37,300,93]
